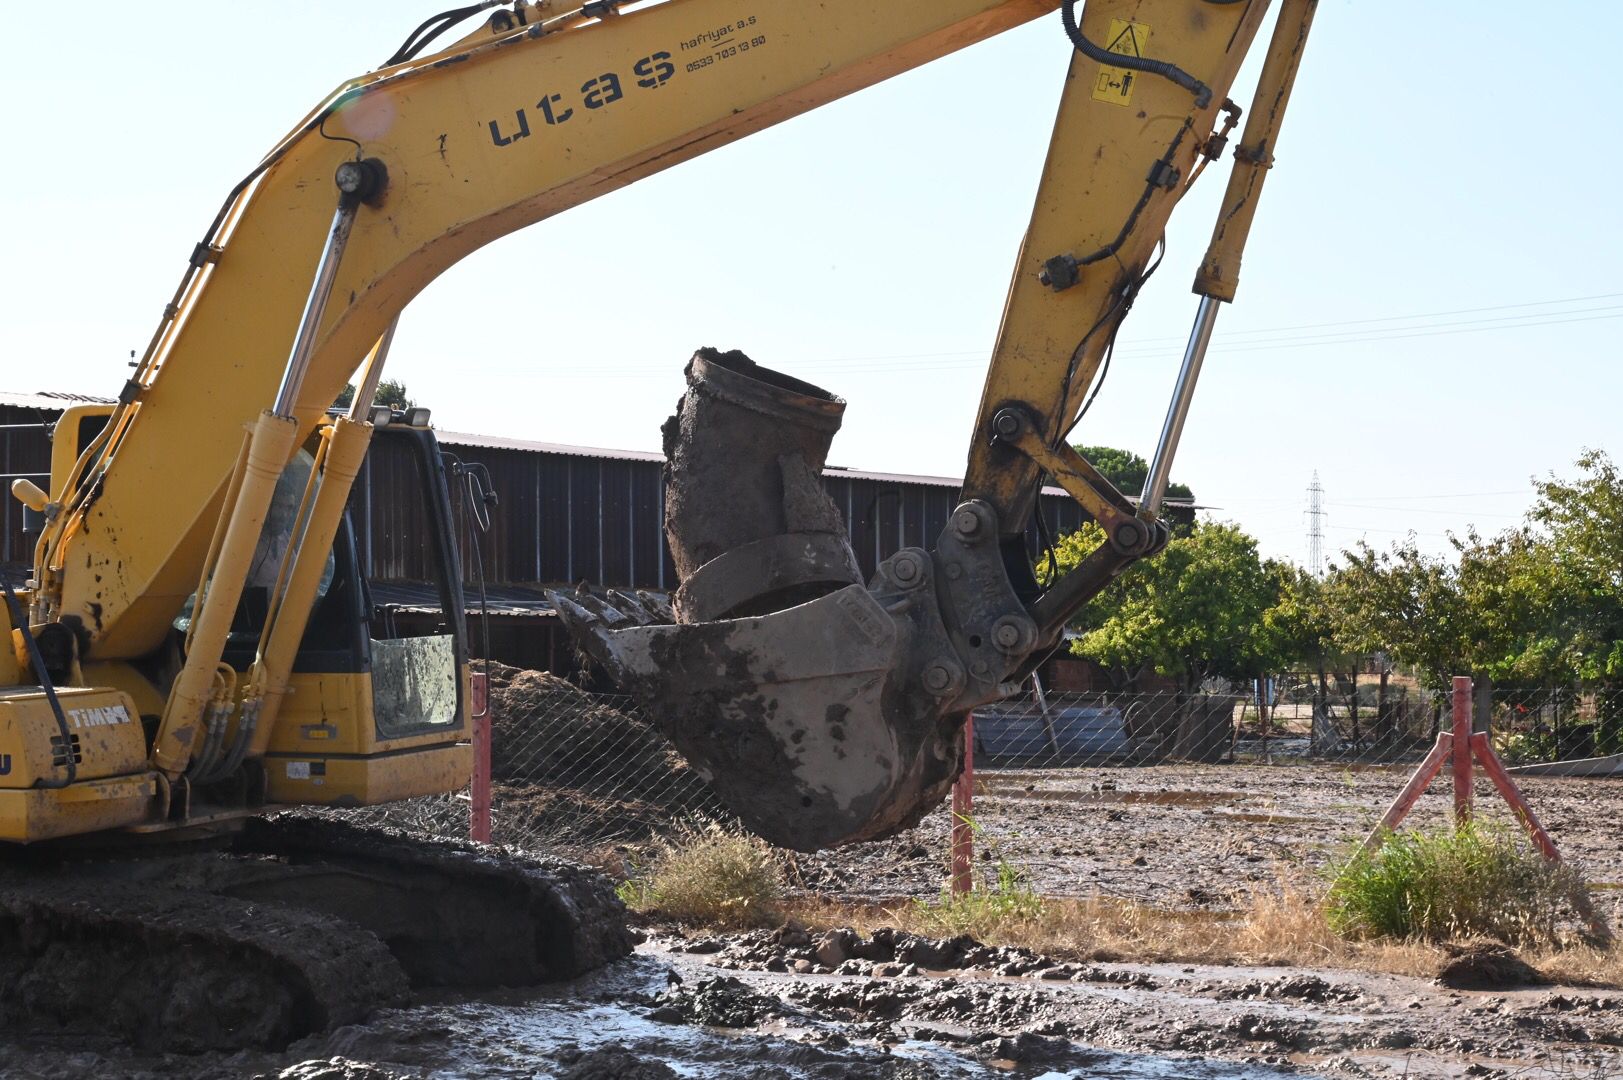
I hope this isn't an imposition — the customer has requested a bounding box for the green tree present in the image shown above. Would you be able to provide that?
[1073,444,1195,533]
[335,378,416,410]
[1051,520,1289,690]
[1528,449,1623,684]
[1074,444,1193,501]
[1322,451,1622,700]
[1261,562,1339,672]
[1324,540,1467,692]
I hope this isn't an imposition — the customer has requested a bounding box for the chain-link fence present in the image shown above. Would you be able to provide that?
[307,661,727,853]
[967,684,1622,771]
[938,683,1623,911]
[314,674,1622,911]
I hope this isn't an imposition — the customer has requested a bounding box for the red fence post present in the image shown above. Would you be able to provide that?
[950,714,975,896]
[470,669,492,843]
[1359,732,1452,855]
[1451,675,1473,826]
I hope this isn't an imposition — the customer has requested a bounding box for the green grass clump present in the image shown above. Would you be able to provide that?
[911,817,1045,938]
[1326,822,1590,946]
[910,857,1045,939]
[616,823,783,928]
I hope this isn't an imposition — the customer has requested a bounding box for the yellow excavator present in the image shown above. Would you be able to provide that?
[0,0,1314,1049]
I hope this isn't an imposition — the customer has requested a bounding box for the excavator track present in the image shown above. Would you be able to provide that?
[230,815,637,984]
[0,878,408,1052]
[0,816,634,1051]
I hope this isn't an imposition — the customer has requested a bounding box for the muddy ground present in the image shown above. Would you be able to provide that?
[5,764,1620,1078]
[789,764,1623,912]
[4,921,1619,1079]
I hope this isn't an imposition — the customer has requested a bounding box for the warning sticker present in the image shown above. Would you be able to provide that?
[1091,19,1151,107]
[286,761,311,780]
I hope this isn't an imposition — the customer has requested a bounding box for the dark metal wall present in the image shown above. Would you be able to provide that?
[1,411,1089,591]
[376,436,1090,589]
[1,404,55,571]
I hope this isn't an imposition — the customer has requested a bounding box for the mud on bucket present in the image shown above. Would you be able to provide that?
[552,348,964,850]
[661,348,863,623]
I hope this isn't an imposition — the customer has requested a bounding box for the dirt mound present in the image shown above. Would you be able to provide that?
[1435,941,1547,990]
[480,662,722,843]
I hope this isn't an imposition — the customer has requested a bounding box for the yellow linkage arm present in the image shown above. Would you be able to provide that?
[1195,0,1319,303]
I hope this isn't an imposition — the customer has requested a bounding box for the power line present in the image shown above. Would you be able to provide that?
[525,289,1623,376]
[1106,290,1623,346]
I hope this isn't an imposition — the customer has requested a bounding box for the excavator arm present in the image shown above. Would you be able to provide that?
[556,0,1318,848]
[16,0,1315,849]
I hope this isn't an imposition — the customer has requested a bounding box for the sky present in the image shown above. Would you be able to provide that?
[3,2,1618,568]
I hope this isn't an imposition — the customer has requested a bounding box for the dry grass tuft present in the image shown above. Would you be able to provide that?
[781,873,1623,987]
[617,822,784,928]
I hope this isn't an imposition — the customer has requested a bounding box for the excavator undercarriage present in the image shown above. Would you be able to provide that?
[0,816,634,1051]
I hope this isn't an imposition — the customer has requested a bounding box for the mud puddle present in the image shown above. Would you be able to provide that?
[0,943,1307,1079]
[6,923,1622,1079]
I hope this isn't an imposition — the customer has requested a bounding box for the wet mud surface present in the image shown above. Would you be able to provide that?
[4,925,1619,1079]
[0,819,634,1055]
[791,764,1623,909]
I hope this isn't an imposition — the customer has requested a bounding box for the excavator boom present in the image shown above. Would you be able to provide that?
[9,0,1314,851]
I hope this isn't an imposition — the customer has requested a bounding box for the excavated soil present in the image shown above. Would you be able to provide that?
[790,763,1623,909]
[4,923,1619,1078]
[483,663,720,843]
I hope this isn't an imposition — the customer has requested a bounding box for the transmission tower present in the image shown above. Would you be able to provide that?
[1306,471,1326,578]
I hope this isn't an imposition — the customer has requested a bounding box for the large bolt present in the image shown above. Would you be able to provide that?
[922,662,954,694]
[952,508,981,538]
[891,551,924,586]
[1112,520,1145,553]
[992,410,1023,439]
[991,615,1037,654]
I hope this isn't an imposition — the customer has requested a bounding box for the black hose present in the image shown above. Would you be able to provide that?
[1,578,77,789]
[1060,0,1212,107]
[385,2,499,67]
[444,455,493,708]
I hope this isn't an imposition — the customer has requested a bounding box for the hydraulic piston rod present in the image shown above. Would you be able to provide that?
[150,160,386,778]
[1141,293,1220,518]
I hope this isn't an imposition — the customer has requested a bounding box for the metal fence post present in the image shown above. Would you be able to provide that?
[470,669,492,843]
[951,714,975,895]
[1451,675,1473,825]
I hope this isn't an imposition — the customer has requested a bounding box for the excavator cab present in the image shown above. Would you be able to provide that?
[199,415,475,815]
[1,410,473,842]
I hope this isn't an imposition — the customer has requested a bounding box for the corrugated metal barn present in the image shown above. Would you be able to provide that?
[2,391,1118,673]
[358,428,1090,591]
[358,428,1092,671]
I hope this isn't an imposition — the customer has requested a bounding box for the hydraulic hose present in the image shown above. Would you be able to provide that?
[2,577,77,789]
[1060,0,1212,108]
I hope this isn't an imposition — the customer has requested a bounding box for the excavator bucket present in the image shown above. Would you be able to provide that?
[554,585,961,851]
[552,350,969,851]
